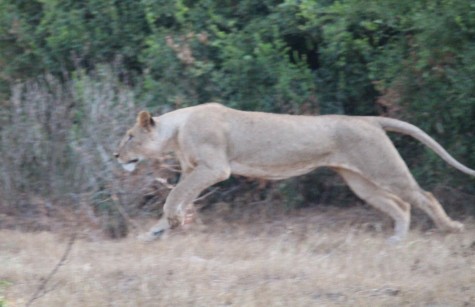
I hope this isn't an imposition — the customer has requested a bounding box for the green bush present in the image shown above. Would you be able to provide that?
[1,0,474,213]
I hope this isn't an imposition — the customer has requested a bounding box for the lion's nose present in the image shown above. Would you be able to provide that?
[113,152,119,158]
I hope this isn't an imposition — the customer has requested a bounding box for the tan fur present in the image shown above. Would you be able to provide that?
[115,103,474,242]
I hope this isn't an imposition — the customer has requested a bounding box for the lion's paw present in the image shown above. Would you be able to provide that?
[446,221,464,233]
[137,229,166,242]
[387,235,403,245]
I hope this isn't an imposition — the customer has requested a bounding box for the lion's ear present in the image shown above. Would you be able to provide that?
[137,111,155,130]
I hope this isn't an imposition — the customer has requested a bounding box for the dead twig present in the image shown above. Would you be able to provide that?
[195,187,220,203]
[26,232,77,307]
[159,163,182,173]
[155,177,176,189]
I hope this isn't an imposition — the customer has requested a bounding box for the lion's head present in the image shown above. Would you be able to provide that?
[114,111,158,172]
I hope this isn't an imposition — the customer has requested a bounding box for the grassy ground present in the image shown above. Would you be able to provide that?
[1,206,474,307]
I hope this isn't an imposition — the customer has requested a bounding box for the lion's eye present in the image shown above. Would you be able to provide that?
[127,135,134,142]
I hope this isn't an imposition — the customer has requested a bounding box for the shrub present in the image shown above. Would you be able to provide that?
[1,0,474,219]
[0,65,159,236]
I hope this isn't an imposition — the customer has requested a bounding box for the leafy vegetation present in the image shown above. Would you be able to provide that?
[1,0,474,233]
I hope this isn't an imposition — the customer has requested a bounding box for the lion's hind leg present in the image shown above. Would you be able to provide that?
[410,190,464,233]
[335,168,411,243]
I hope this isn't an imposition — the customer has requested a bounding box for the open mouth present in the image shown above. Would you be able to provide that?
[121,159,139,172]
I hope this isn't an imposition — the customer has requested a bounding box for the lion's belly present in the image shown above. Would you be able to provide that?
[227,132,334,180]
[230,160,321,180]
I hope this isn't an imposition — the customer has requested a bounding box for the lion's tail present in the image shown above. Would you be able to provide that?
[373,117,475,177]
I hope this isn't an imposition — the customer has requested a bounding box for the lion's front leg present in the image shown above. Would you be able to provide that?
[139,164,230,241]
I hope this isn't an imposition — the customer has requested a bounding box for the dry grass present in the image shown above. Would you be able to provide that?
[1,207,474,307]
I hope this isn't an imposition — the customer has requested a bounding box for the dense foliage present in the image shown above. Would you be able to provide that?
[1,0,474,228]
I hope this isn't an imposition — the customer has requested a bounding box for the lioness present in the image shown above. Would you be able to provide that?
[115,103,475,242]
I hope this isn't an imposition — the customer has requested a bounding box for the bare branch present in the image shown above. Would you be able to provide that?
[195,187,220,203]
[26,233,77,307]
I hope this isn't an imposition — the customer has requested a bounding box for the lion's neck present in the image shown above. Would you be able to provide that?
[156,109,193,151]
